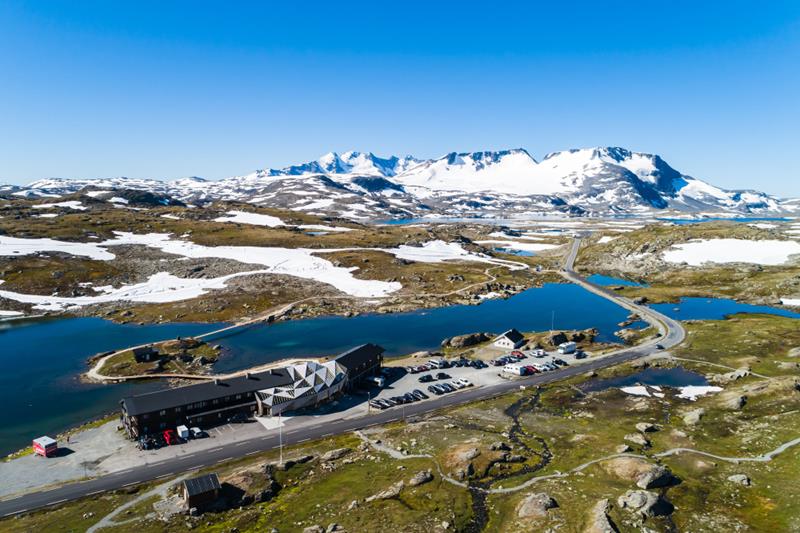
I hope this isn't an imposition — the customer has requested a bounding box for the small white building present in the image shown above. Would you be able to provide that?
[558,341,577,354]
[494,328,525,350]
[503,364,525,376]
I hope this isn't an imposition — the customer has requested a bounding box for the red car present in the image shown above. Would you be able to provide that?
[511,350,526,358]
[524,365,539,374]
[163,429,178,445]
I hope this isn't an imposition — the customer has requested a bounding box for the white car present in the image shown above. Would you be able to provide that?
[456,378,473,387]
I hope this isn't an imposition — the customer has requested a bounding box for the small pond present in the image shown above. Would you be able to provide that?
[587,274,647,287]
[652,297,800,321]
[581,367,708,393]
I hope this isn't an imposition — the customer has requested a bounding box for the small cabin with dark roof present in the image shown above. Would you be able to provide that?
[132,345,159,363]
[183,473,221,509]
[493,328,525,350]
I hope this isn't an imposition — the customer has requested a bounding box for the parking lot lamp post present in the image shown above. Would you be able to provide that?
[278,413,283,466]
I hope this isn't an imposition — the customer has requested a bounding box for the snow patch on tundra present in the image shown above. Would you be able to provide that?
[213,210,285,227]
[677,385,723,401]
[663,239,800,266]
[32,200,87,211]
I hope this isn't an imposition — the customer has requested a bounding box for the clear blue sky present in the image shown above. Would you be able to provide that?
[1,1,799,196]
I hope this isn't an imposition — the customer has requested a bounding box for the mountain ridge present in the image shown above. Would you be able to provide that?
[3,146,796,220]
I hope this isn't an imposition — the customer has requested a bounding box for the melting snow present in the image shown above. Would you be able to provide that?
[781,298,800,306]
[620,386,651,397]
[663,239,800,266]
[213,210,285,227]
[0,310,23,317]
[32,201,87,211]
[598,236,617,243]
[298,224,354,232]
[677,385,723,401]
[475,240,561,252]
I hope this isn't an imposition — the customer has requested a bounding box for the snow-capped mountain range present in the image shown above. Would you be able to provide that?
[3,147,795,220]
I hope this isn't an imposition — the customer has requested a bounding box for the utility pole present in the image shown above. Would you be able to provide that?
[367,391,371,414]
[278,412,283,466]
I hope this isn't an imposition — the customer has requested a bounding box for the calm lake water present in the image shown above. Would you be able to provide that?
[2,284,799,455]
[656,217,791,225]
[652,297,800,321]
[0,318,219,455]
[587,274,647,287]
[0,283,633,454]
[581,366,708,393]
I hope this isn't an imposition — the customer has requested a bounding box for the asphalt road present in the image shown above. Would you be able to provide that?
[0,238,685,518]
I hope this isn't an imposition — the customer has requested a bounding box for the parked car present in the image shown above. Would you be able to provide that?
[369,400,385,410]
[418,374,435,383]
[458,378,473,387]
[524,365,538,374]
[553,358,567,366]
[440,383,455,392]
[190,427,207,439]
[436,372,451,380]
[656,344,665,350]
[370,376,386,387]
[163,429,179,446]
[428,385,442,395]
[412,389,429,399]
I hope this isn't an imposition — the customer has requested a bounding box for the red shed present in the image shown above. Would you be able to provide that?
[32,436,58,457]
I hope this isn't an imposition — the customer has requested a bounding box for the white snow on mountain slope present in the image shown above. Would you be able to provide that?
[6,146,796,219]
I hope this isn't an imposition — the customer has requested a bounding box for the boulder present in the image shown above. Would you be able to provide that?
[635,422,657,433]
[636,465,676,489]
[617,490,673,518]
[321,448,350,462]
[615,444,632,454]
[548,331,569,346]
[727,474,751,486]
[633,296,648,305]
[584,499,618,533]
[303,527,324,533]
[624,433,650,448]
[408,470,434,487]
[490,441,511,451]
[456,447,481,462]
[441,332,491,348]
[787,347,800,358]
[517,492,559,518]
[365,481,404,502]
[720,394,748,410]
[683,408,705,426]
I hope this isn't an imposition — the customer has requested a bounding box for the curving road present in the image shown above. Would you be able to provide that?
[0,238,685,518]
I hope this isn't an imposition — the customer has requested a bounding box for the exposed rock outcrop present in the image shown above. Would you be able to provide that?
[517,492,558,519]
[728,474,751,486]
[683,408,705,426]
[408,470,434,487]
[584,499,618,533]
[365,481,404,502]
[617,490,673,518]
[441,332,491,348]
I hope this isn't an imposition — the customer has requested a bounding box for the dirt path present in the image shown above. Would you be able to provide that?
[86,473,190,533]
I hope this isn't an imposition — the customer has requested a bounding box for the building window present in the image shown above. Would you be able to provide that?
[235,394,242,400]
[159,410,166,416]
[212,399,219,405]
[175,407,182,413]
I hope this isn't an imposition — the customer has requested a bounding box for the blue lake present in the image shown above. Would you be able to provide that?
[652,297,800,321]
[587,274,647,287]
[0,282,635,454]
[3,285,798,455]
[657,217,791,225]
[492,247,535,257]
[0,318,219,455]
[581,367,708,393]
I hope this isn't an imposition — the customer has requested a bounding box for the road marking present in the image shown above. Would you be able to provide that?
[322,433,333,437]
[122,482,137,487]
[246,451,258,456]
[87,490,103,496]
[50,499,67,505]
[156,473,171,479]
[298,438,310,443]
[234,441,247,446]
[208,447,223,452]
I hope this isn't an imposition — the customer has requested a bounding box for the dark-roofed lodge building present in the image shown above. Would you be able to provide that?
[120,344,384,439]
